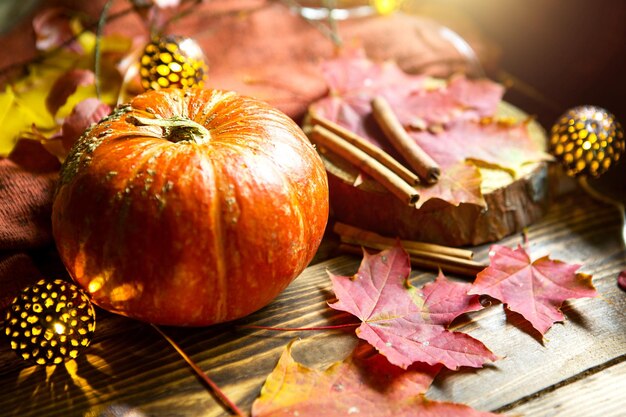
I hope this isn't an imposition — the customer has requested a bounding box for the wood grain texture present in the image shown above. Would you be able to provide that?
[505,360,626,417]
[0,190,625,416]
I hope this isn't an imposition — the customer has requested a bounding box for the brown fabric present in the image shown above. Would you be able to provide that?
[0,140,61,311]
[0,252,45,312]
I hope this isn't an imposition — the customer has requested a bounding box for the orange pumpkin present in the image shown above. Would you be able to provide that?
[52,88,329,326]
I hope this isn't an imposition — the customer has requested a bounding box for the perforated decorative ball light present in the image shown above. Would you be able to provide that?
[139,35,208,91]
[549,105,625,177]
[4,279,96,366]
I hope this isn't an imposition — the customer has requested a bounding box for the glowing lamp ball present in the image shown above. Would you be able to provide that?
[140,35,208,90]
[550,106,625,177]
[5,279,95,365]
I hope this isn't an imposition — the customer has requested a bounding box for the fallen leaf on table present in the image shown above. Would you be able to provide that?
[328,244,496,370]
[252,341,503,417]
[469,245,598,335]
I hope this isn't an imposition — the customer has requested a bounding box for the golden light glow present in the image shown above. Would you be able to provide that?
[88,277,104,293]
[53,322,66,335]
[110,283,142,303]
[372,0,401,15]
[6,279,96,365]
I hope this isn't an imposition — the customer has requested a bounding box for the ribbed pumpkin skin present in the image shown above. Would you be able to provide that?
[52,88,329,326]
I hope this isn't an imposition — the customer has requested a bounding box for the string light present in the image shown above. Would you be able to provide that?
[372,0,402,15]
[139,35,208,91]
[5,279,96,366]
[550,106,625,178]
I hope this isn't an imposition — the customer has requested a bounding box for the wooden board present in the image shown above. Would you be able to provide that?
[0,190,624,416]
[321,101,550,246]
[506,360,626,417]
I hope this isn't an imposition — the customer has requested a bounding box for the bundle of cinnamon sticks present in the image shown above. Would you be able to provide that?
[308,96,440,207]
[333,222,487,277]
[307,98,484,275]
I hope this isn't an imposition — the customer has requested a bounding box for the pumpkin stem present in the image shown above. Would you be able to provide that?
[128,115,211,144]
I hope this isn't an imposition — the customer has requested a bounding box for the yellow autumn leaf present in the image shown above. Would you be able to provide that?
[0,27,133,156]
[0,87,18,155]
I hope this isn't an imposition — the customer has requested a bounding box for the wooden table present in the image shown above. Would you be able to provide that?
[0,188,625,416]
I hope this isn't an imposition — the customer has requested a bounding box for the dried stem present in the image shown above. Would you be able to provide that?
[127,115,211,144]
[151,324,246,417]
[94,0,114,99]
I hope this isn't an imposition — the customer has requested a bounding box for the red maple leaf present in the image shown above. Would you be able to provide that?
[416,161,486,208]
[252,341,504,417]
[469,245,598,335]
[388,74,505,129]
[409,119,552,174]
[46,69,96,117]
[41,98,111,160]
[32,8,83,53]
[309,52,549,207]
[313,51,502,136]
[328,244,497,370]
[312,50,426,148]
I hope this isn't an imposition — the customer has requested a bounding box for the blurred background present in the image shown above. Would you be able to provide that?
[1,0,624,190]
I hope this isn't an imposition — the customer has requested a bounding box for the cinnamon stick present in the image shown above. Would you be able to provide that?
[338,243,485,277]
[309,112,420,185]
[310,125,419,206]
[333,222,474,260]
[371,96,441,184]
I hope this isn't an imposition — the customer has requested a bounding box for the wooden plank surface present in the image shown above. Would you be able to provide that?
[506,360,626,417]
[0,190,625,416]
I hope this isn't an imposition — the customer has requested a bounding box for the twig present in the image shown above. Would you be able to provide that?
[310,125,419,206]
[151,324,246,417]
[94,0,114,99]
[371,96,441,184]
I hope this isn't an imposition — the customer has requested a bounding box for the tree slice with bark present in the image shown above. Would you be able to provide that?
[316,102,549,247]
